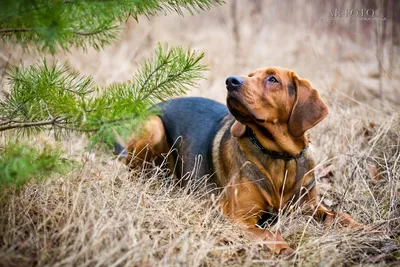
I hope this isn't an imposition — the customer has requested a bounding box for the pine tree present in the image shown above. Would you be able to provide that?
[0,0,221,53]
[0,0,222,187]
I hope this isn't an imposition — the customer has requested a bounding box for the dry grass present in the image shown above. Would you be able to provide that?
[1,1,400,266]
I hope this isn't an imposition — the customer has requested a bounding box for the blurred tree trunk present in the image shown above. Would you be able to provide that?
[230,0,240,72]
[389,0,400,77]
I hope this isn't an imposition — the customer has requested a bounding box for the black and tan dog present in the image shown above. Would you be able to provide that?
[118,67,361,255]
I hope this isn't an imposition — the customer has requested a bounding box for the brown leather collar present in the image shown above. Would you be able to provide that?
[246,126,307,160]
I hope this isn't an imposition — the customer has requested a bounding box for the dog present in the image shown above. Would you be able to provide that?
[118,67,361,255]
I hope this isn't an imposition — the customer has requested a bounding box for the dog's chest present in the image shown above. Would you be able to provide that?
[243,155,312,209]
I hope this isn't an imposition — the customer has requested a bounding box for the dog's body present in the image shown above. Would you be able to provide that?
[122,67,361,255]
[157,97,229,183]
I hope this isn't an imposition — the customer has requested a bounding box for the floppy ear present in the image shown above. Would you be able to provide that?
[288,74,328,138]
[230,120,246,138]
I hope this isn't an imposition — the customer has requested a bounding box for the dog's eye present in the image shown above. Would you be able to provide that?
[268,76,279,83]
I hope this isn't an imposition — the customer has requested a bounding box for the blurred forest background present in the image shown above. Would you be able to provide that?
[1,0,399,108]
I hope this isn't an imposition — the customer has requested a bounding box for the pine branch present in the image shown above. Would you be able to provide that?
[0,141,73,188]
[0,28,30,34]
[134,44,207,103]
[0,45,207,144]
[0,0,223,53]
[0,117,64,132]
[0,27,108,36]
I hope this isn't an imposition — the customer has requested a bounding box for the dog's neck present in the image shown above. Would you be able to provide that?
[248,123,308,156]
[245,127,307,159]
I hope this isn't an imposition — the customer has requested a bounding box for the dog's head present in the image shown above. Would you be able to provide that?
[226,67,328,152]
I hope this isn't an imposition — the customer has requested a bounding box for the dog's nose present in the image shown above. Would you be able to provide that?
[226,76,243,92]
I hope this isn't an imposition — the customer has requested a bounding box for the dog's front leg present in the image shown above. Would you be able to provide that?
[221,177,294,255]
[240,222,294,255]
[303,186,363,228]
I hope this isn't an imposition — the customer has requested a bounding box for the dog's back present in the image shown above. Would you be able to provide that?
[158,97,229,182]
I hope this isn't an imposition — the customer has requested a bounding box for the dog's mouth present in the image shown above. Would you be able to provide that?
[227,94,265,124]
[227,94,275,141]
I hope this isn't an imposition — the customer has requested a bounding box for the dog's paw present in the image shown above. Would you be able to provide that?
[326,212,366,229]
[279,247,295,259]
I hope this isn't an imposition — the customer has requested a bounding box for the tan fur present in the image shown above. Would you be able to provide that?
[125,115,172,169]
[230,120,246,138]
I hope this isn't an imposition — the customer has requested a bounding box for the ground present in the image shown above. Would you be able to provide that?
[0,1,399,266]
